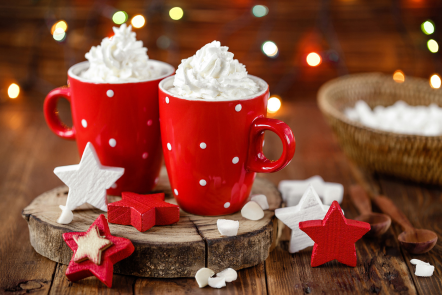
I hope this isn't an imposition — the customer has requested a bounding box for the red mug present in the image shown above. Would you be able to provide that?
[44,61,175,195]
[158,75,296,216]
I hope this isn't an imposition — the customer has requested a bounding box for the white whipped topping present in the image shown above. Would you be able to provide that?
[169,41,260,100]
[81,24,160,82]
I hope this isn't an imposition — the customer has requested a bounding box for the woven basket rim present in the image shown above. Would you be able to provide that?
[317,72,442,139]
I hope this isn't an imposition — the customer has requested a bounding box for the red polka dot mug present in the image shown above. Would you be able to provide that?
[159,75,296,216]
[44,61,175,195]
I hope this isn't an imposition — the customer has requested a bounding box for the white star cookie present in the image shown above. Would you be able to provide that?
[54,142,124,224]
[275,185,331,253]
[73,225,113,265]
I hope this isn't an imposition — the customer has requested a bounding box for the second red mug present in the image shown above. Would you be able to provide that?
[159,75,296,216]
[44,60,175,195]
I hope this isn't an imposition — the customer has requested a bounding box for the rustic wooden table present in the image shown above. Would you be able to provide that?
[1,96,440,295]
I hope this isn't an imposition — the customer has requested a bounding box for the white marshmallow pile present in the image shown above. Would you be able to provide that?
[410,259,435,277]
[195,267,237,288]
[278,176,344,207]
[345,100,442,136]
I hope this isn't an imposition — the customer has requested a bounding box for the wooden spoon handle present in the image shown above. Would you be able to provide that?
[372,195,414,231]
[349,185,372,215]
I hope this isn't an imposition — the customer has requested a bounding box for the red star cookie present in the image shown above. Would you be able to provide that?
[63,214,134,287]
[299,201,370,267]
[107,192,180,232]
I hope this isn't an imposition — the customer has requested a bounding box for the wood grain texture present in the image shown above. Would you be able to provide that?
[22,168,281,278]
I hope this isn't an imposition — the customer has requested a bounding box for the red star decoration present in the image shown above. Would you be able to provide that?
[107,192,180,232]
[63,214,134,287]
[299,201,370,267]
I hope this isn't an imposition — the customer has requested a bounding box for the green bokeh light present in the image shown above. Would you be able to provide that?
[421,20,435,35]
[112,11,128,25]
[252,5,268,17]
[427,39,439,53]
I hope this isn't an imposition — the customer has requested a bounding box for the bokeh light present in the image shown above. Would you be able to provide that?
[51,20,68,34]
[157,35,171,49]
[169,7,184,20]
[131,15,145,28]
[8,83,20,99]
[421,20,435,35]
[53,28,66,41]
[262,41,278,57]
[252,5,268,17]
[427,39,439,53]
[112,11,128,25]
[267,96,282,113]
[430,74,441,89]
[306,52,321,66]
[393,70,405,83]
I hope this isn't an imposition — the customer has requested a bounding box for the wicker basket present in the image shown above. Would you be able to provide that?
[317,73,442,185]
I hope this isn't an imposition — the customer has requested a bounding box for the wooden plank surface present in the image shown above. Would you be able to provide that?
[1,99,441,294]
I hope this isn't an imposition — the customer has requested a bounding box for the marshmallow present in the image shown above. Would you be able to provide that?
[251,194,269,210]
[217,219,239,236]
[415,263,435,277]
[208,277,226,288]
[195,268,215,288]
[241,201,264,221]
[216,268,237,282]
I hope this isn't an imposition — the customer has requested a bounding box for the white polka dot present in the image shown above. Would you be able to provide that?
[81,119,87,128]
[167,143,172,150]
[111,183,117,189]
[142,152,148,159]
[109,138,116,147]
[235,104,242,112]
[174,189,178,195]
[224,202,230,208]
[199,179,207,186]
[232,157,239,164]
[106,90,114,97]
[165,97,170,104]
[200,142,206,149]
[147,120,153,126]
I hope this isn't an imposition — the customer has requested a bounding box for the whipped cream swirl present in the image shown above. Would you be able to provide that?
[81,24,160,82]
[169,41,260,100]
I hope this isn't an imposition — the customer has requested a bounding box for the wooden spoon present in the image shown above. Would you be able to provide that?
[349,185,391,237]
[373,195,438,254]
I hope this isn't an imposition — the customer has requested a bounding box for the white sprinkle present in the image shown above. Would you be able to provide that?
[111,183,117,189]
[199,179,207,186]
[235,104,242,112]
[142,152,148,159]
[167,143,172,150]
[232,157,239,164]
[174,189,178,195]
[166,97,170,104]
[147,120,153,126]
[109,138,116,147]
[106,90,114,97]
[81,119,87,128]
[200,142,207,149]
[224,202,230,208]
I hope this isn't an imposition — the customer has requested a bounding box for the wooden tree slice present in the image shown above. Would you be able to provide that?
[22,168,282,278]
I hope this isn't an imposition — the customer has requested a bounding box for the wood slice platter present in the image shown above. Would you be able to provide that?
[22,168,282,278]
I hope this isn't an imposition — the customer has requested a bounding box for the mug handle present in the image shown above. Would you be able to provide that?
[246,117,296,173]
[43,87,76,140]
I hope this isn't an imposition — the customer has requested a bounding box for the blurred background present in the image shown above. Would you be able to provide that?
[1,0,442,108]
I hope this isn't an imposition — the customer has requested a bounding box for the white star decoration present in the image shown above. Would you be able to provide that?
[275,185,333,253]
[54,142,124,224]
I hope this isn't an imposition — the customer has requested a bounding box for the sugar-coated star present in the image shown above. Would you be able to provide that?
[63,214,134,287]
[73,225,113,265]
[108,192,180,232]
[299,201,370,267]
[54,142,124,224]
[275,186,331,253]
